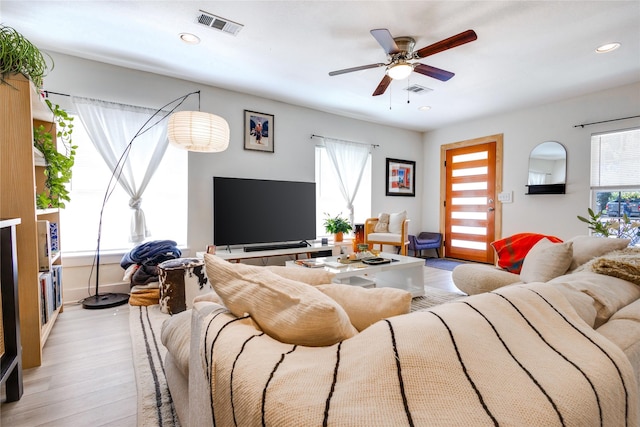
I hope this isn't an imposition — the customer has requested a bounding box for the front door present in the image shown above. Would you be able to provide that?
[441,135,503,263]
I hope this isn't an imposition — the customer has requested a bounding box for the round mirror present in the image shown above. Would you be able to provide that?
[527,141,566,194]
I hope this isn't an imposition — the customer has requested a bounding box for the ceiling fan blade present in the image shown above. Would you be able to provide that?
[413,64,455,81]
[329,63,386,76]
[372,75,392,96]
[414,29,477,59]
[370,29,401,54]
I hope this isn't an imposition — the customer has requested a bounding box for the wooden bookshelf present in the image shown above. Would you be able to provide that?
[0,74,63,368]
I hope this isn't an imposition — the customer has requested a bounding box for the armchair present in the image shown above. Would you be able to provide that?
[408,232,443,258]
[364,211,410,256]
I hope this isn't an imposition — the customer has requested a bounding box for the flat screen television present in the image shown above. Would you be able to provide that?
[213,177,316,249]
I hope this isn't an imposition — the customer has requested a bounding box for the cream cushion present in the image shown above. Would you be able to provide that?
[315,284,412,331]
[160,309,192,377]
[567,235,630,271]
[548,271,640,327]
[204,254,357,346]
[388,210,407,234]
[266,265,335,285]
[520,238,573,283]
[374,213,390,232]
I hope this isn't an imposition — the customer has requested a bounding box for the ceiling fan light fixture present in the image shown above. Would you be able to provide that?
[168,111,230,152]
[387,63,413,80]
[595,42,620,53]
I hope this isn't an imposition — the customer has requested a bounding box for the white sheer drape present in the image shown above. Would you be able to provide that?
[528,171,547,185]
[71,96,169,243]
[324,138,371,226]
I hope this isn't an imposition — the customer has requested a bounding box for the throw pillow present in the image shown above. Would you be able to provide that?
[315,284,412,331]
[388,210,407,234]
[491,233,563,274]
[520,238,573,283]
[204,254,357,346]
[266,265,335,285]
[374,213,390,232]
[567,235,631,271]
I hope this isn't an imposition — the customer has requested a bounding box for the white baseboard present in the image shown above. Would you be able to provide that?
[64,281,130,305]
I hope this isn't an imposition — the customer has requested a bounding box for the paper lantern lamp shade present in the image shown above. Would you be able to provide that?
[167,111,230,152]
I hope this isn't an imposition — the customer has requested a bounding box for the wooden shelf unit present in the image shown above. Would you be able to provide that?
[0,74,63,368]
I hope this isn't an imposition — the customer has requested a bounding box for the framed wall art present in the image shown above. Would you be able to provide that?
[386,158,416,197]
[244,110,274,153]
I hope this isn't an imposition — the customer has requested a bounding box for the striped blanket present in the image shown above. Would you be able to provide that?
[200,283,638,426]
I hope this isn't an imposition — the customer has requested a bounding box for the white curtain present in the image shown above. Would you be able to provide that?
[324,138,371,226]
[528,171,547,185]
[71,96,169,243]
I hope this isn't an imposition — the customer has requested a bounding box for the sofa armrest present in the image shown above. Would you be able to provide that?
[452,263,521,295]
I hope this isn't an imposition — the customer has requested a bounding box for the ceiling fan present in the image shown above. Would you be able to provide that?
[329,29,477,96]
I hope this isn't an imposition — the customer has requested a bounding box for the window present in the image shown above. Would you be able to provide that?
[60,115,187,253]
[315,146,371,237]
[590,127,640,244]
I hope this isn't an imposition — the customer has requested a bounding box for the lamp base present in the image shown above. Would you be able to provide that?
[82,293,130,309]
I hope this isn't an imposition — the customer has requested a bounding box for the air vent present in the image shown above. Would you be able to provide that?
[404,84,433,95]
[196,10,243,36]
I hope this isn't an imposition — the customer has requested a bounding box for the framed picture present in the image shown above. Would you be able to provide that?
[386,158,416,197]
[244,110,274,152]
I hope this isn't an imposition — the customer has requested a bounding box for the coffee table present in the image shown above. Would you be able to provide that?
[285,252,425,297]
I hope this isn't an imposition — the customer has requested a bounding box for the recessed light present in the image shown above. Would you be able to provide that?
[418,106,431,111]
[179,33,200,44]
[596,42,620,53]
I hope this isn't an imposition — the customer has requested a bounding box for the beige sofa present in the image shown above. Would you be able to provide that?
[162,241,640,426]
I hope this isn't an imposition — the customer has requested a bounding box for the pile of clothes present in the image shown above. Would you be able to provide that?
[122,240,181,306]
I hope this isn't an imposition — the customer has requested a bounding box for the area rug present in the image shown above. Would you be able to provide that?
[129,304,181,427]
[424,257,466,271]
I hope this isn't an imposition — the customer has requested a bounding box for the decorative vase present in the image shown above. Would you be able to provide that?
[334,232,343,243]
[353,223,364,252]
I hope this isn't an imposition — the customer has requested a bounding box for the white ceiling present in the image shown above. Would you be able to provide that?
[3,1,639,132]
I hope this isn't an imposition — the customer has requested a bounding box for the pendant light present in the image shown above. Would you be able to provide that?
[167,110,230,152]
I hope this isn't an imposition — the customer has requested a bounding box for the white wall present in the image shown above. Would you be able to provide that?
[43,53,423,302]
[422,82,640,240]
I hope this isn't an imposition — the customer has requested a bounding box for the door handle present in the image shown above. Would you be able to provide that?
[488,207,495,212]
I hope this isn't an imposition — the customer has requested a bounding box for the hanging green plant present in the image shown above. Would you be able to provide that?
[0,24,52,89]
[33,100,77,209]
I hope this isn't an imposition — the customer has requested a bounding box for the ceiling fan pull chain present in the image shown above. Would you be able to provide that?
[407,78,411,104]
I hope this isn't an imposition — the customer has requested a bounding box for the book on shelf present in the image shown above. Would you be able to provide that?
[37,219,52,272]
[49,222,59,253]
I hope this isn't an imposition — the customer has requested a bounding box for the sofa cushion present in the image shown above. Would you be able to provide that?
[204,254,357,346]
[160,309,192,377]
[388,211,407,234]
[451,263,521,295]
[520,238,573,283]
[567,235,630,271]
[265,265,335,285]
[315,284,412,331]
[491,233,562,274]
[548,271,640,328]
[374,213,390,232]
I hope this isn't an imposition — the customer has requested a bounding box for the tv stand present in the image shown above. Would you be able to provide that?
[199,242,337,263]
[243,241,309,252]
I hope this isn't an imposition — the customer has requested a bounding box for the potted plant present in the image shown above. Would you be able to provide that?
[1,24,51,89]
[577,208,640,245]
[33,100,77,208]
[323,213,352,242]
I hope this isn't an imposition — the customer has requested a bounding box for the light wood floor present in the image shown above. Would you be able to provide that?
[1,266,460,426]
